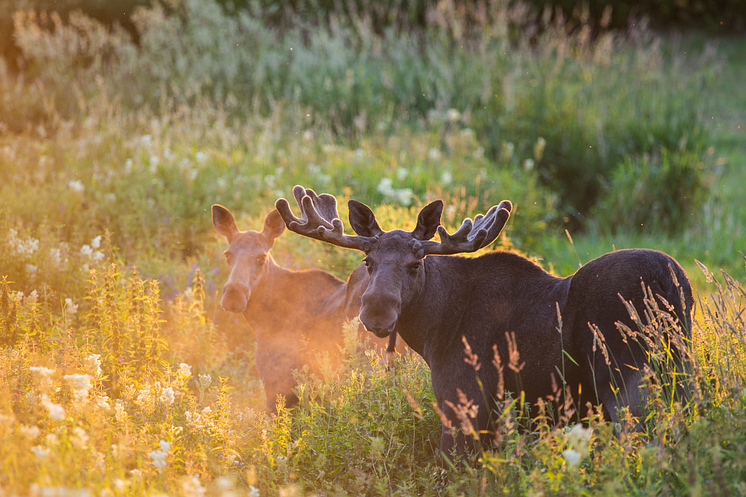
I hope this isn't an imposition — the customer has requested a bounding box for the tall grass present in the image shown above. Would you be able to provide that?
[1,250,745,494]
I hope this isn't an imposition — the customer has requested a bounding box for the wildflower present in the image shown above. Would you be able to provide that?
[19,424,41,440]
[563,448,582,467]
[25,264,38,277]
[160,387,175,407]
[195,151,208,163]
[523,158,535,171]
[249,486,260,497]
[113,479,128,493]
[9,228,39,256]
[84,354,102,376]
[94,395,110,410]
[50,247,67,266]
[440,171,453,184]
[567,423,592,449]
[177,363,192,381]
[136,384,156,414]
[428,148,442,160]
[447,109,462,122]
[31,445,50,459]
[30,366,55,392]
[26,289,39,304]
[64,298,78,316]
[71,427,89,450]
[149,447,169,472]
[45,433,59,446]
[534,136,547,162]
[114,400,128,422]
[140,134,153,149]
[376,177,394,197]
[41,394,65,421]
[65,374,92,407]
[65,374,93,391]
[395,188,413,206]
[80,244,93,258]
[68,180,85,192]
[396,168,408,181]
[197,374,212,391]
[181,475,206,497]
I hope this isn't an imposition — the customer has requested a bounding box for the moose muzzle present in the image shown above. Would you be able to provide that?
[220,282,250,313]
[359,293,401,338]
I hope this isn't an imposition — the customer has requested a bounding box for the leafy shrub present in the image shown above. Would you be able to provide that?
[8,0,720,233]
[592,148,708,234]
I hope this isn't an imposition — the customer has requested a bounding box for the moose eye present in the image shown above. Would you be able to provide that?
[256,254,267,265]
[409,262,422,273]
[363,258,373,272]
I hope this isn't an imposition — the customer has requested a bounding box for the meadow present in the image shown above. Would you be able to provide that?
[0,0,745,494]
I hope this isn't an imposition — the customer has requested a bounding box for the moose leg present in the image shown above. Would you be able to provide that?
[597,368,645,427]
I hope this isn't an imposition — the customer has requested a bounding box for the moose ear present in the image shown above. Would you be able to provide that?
[262,209,285,243]
[212,204,240,242]
[348,200,384,238]
[411,200,443,240]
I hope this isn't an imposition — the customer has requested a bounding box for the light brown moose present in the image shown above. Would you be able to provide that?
[212,204,394,413]
[276,186,693,460]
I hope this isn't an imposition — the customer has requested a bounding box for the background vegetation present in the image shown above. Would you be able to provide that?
[0,0,744,494]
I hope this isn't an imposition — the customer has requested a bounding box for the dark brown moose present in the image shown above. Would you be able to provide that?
[276,186,693,459]
[212,204,385,413]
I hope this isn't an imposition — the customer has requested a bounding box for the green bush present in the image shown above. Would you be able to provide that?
[592,148,707,234]
[7,0,719,233]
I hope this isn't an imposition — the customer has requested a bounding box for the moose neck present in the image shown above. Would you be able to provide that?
[392,251,569,366]
[242,255,347,344]
[241,256,298,340]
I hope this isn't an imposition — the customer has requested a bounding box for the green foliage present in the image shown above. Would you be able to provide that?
[3,0,719,231]
[593,148,708,234]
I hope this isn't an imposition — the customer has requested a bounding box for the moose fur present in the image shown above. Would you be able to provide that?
[212,204,380,413]
[276,186,693,459]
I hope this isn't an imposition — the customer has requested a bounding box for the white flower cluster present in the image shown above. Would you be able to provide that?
[149,440,170,472]
[65,298,79,316]
[376,178,413,206]
[8,228,39,256]
[177,363,192,381]
[68,180,85,193]
[64,374,93,407]
[40,394,66,421]
[185,407,215,431]
[80,235,105,262]
[562,424,592,467]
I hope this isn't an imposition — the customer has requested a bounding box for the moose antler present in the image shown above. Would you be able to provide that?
[275,185,375,251]
[417,200,512,256]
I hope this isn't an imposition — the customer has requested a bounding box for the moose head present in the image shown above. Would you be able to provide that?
[276,186,512,339]
[212,205,285,314]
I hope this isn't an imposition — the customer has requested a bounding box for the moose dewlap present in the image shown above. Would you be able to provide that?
[276,185,693,460]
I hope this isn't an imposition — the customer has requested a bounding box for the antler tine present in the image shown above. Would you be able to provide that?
[275,185,374,251]
[422,200,512,256]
